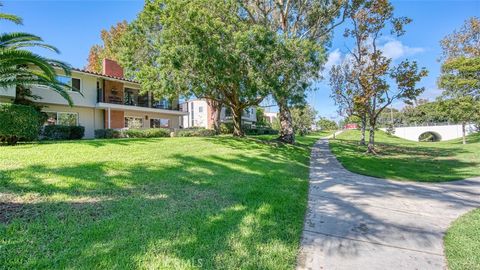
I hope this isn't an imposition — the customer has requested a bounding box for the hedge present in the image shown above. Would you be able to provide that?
[0,103,41,145]
[123,128,170,138]
[43,125,85,140]
[171,128,216,137]
[94,129,124,139]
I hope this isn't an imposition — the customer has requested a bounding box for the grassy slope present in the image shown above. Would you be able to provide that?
[329,130,480,182]
[444,209,480,270]
[0,133,324,269]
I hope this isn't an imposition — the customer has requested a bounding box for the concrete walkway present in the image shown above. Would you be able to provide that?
[297,139,480,270]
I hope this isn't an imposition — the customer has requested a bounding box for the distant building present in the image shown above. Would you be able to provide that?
[180,99,257,129]
[263,112,278,125]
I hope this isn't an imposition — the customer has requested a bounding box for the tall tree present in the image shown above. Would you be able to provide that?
[330,60,369,144]
[438,57,480,99]
[438,17,480,99]
[342,0,427,153]
[291,104,317,136]
[86,21,128,73]
[440,17,480,60]
[120,0,277,136]
[239,0,353,144]
[0,3,73,106]
[439,97,480,144]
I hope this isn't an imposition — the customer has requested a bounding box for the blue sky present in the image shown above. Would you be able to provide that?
[2,0,479,120]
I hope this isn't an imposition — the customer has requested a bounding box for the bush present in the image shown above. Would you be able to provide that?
[220,123,234,134]
[94,129,123,139]
[244,127,278,135]
[0,103,41,145]
[123,128,170,138]
[43,125,85,140]
[171,128,216,137]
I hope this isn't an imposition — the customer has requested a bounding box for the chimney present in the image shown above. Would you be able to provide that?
[102,59,124,78]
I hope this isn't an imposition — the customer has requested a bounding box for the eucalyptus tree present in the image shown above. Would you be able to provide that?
[0,3,73,106]
[238,0,355,143]
[341,0,427,153]
[120,0,280,136]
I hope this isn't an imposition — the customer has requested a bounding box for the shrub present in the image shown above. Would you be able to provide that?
[94,129,123,139]
[43,125,85,140]
[123,128,170,138]
[220,123,234,134]
[171,128,216,137]
[244,127,278,135]
[0,103,41,145]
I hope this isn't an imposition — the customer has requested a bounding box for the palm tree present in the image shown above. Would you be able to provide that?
[0,3,73,105]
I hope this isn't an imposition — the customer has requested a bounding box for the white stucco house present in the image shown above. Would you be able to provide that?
[0,59,187,138]
[180,99,257,129]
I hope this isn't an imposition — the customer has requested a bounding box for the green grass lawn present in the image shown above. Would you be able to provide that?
[444,208,480,270]
[0,133,326,269]
[329,130,480,182]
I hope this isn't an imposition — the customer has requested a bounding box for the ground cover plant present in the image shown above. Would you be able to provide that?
[329,130,480,182]
[0,133,327,269]
[444,208,480,270]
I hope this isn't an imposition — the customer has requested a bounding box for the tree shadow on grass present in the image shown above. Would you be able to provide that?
[0,140,311,269]
[329,138,479,182]
[298,139,480,267]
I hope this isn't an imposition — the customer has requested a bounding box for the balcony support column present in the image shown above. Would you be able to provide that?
[107,107,111,129]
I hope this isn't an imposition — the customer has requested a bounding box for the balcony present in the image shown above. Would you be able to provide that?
[97,88,181,111]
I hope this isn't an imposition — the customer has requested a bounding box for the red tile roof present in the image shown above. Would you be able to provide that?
[71,67,139,84]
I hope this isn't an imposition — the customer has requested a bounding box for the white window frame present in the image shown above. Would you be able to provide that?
[55,75,82,93]
[125,116,144,128]
[43,111,79,126]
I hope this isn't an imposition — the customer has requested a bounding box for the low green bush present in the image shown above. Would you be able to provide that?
[220,123,234,134]
[43,125,85,140]
[94,129,123,139]
[171,128,216,137]
[0,103,41,145]
[123,128,170,138]
[244,127,278,135]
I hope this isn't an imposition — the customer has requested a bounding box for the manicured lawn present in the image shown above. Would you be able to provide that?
[444,208,480,270]
[0,133,324,269]
[329,130,480,182]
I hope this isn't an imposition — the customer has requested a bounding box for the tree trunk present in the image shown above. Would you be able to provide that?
[277,98,295,144]
[206,99,222,134]
[367,126,376,154]
[360,117,367,146]
[462,122,467,145]
[231,106,244,137]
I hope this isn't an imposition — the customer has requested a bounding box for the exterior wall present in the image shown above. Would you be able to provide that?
[30,71,98,107]
[104,110,125,129]
[181,99,257,128]
[124,110,181,129]
[40,103,104,139]
[0,86,16,99]
[380,124,477,142]
[181,100,208,128]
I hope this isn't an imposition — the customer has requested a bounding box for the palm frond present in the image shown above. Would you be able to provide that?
[0,12,22,25]
[0,32,43,46]
[0,49,58,80]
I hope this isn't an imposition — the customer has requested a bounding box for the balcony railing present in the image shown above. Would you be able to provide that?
[97,88,180,111]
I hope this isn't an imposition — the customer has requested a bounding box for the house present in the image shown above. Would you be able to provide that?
[0,59,187,138]
[263,111,278,125]
[180,99,257,129]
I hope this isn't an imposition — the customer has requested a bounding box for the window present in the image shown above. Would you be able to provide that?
[57,75,81,92]
[125,117,144,128]
[44,112,78,126]
[198,106,203,113]
[150,118,169,128]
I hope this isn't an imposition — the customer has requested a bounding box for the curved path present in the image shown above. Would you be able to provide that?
[297,139,480,270]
